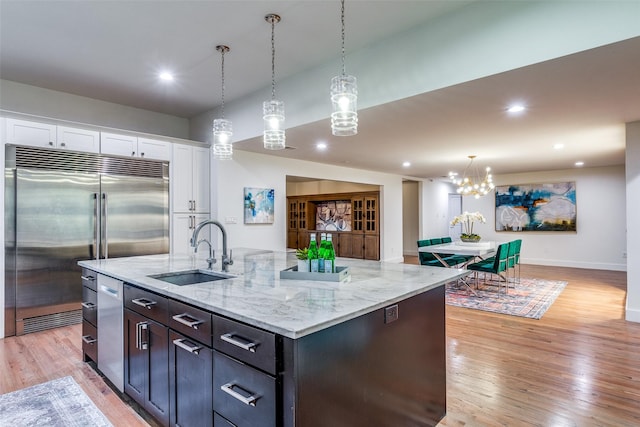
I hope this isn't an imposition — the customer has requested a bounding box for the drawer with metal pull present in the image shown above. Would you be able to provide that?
[82,285,97,327]
[82,321,98,363]
[169,299,212,346]
[213,351,275,427]
[212,314,277,375]
[124,284,168,324]
[81,268,97,291]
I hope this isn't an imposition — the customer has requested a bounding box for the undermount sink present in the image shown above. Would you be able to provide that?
[149,269,235,286]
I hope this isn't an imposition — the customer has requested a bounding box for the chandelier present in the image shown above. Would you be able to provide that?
[263,13,285,150]
[213,45,233,160]
[330,0,358,136]
[449,155,495,199]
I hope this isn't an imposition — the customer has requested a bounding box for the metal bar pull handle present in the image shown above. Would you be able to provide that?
[131,298,157,309]
[82,335,97,344]
[220,382,259,407]
[173,338,202,355]
[172,313,204,330]
[92,192,99,260]
[81,275,95,282]
[136,322,149,350]
[102,193,108,259]
[220,333,258,353]
[81,302,96,309]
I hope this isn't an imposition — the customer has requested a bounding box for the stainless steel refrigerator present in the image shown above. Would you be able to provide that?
[4,145,169,336]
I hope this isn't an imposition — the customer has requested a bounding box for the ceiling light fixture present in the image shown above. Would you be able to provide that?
[263,13,285,150]
[317,142,327,150]
[403,161,411,167]
[507,104,526,114]
[575,161,584,167]
[159,71,174,82]
[330,0,358,136]
[448,155,495,199]
[213,45,233,160]
[553,143,565,150]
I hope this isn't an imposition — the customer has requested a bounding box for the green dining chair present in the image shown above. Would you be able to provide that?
[467,242,510,293]
[417,239,444,267]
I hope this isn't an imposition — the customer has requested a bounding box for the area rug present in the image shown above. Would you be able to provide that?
[446,277,567,319]
[0,376,112,426]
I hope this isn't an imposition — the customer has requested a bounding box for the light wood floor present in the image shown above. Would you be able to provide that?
[1,263,639,426]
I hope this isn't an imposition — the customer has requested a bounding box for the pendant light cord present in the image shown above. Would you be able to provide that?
[221,48,226,118]
[271,18,276,101]
[341,0,346,76]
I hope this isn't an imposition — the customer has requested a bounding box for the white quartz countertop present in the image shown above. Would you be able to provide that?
[79,248,468,339]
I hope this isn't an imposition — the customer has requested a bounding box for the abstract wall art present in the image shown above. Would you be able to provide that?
[315,200,352,231]
[495,182,576,232]
[244,187,274,224]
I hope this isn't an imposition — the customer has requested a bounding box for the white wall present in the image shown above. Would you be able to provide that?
[419,179,456,241]
[625,121,640,322]
[0,80,189,139]
[287,180,378,196]
[402,181,419,256]
[461,166,626,271]
[211,150,404,263]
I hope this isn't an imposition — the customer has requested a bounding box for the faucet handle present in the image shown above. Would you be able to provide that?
[227,249,234,265]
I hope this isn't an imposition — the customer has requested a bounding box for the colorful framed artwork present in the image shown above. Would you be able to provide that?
[315,200,352,231]
[244,187,274,224]
[495,182,576,232]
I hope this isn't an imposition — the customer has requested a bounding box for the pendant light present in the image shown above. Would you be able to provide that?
[449,155,495,199]
[263,13,285,150]
[331,0,358,136]
[213,45,233,160]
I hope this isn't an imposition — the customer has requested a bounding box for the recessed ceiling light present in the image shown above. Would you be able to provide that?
[402,161,411,167]
[316,142,327,150]
[553,143,564,150]
[159,72,174,82]
[507,104,525,114]
[575,161,584,167]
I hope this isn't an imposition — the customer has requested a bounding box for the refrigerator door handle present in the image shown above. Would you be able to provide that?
[101,192,109,259]
[93,193,99,260]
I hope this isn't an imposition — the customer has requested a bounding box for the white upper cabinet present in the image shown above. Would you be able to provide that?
[57,126,100,153]
[172,143,210,214]
[6,119,99,153]
[101,133,170,161]
[6,118,57,148]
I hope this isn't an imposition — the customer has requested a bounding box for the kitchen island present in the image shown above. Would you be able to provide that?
[80,248,468,427]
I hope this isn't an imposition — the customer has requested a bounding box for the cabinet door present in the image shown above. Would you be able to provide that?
[124,309,148,406]
[57,126,99,153]
[170,330,213,427]
[364,196,378,234]
[191,146,210,213]
[364,235,380,260]
[101,132,138,157]
[172,214,210,255]
[336,233,352,258]
[287,231,299,249]
[6,118,56,148]
[138,137,171,161]
[172,144,194,213]
[351,234,364,259]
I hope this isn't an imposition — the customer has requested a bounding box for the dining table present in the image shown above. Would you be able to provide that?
[418,241,498,296]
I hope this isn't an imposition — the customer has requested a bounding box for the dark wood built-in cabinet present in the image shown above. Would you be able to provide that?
[287,191,380,260]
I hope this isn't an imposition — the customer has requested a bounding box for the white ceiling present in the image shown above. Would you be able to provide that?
[1,1,639,178]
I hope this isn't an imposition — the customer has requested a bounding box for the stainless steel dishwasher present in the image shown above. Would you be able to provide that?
[97,274,124,392]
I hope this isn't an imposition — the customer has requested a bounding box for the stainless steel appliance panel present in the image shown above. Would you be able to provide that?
[15,168,99,333]
[97,274,124,392]
[100,174,169,258]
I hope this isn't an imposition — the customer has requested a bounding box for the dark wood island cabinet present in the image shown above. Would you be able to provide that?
[80,250,464,427]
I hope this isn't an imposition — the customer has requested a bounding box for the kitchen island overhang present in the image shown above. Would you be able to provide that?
[79,249,468,427]
[79,248,467,339]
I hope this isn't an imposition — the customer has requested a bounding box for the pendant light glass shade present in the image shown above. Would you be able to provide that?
[263,99,285,150]
[212,118,233,159]
[263,14,285,150]
[212,45,233,159]
[331,0,358,136]
[331,74,358,136]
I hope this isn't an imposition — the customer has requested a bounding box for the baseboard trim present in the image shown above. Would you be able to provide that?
[625,305,640,323]
[523,257,627,272]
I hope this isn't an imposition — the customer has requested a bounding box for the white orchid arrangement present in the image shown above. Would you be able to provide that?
[450,211,486,237]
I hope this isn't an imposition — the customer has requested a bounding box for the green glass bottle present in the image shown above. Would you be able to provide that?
[324,233,336,273]
[318,232,327,273]
[308,234,319,273]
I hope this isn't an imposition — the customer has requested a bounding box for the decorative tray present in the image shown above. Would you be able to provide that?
[279,266,351,282]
